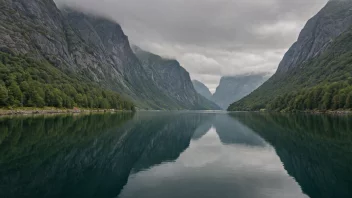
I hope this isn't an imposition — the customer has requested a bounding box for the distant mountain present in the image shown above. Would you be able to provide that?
[133,46,220,110]
[229,0,352,112]
[0,0,219,110]
[192,80,213,100]
[213,75,268,110]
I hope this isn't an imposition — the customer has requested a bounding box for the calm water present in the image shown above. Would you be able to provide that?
[0,112,351,198]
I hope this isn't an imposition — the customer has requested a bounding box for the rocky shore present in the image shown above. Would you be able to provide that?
[0,108,129,116]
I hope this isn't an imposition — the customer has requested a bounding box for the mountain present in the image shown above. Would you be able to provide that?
[229,0,352,112]
[0,0,219,110]
[213,75,268,110]
[192,80,213,100]
[133,46,220,110]
[276,0,352,74]
[62,10,167,109]
[0,0,134,110]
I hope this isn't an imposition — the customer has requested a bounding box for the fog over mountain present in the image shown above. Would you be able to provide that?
[55,0,328,92]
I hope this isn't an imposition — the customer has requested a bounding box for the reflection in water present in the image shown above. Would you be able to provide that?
[214,114,266,146]
[0,113,135,198]
[0,112,215,198]
[120,126,307,198]
[0,112,351,198]
[232,113,352,198]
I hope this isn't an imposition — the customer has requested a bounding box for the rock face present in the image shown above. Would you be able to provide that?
[192,80,213,100]
[0,0,75,68]
[62,10,170,109]
[276,0,352,74]
[133,46,220,110]
[0,0,219,110]
[212,75,268,109]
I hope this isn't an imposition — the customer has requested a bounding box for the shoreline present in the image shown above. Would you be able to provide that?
[0,108,132,116]
[2,108,351,117]
[228,110,352,115]
[304,110,352,115]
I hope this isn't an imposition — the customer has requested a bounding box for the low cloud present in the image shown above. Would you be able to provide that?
[54,0,328,89]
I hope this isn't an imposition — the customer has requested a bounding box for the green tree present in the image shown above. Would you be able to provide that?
[99,98,110,109]
[27,90,45,107]
[322,92,332,110]
[345,92,352,109]
[332,95,340,110]
[45,87,63,107]
[0,85,8,105]
[7,81,23,106]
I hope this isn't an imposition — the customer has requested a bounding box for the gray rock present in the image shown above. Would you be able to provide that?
[277,0,352,73]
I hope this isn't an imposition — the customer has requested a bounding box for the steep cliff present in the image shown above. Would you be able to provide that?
[133,46,220,110]
[0,0,75,68]
[229,0,352,111]
[62,10,178,109]
[277,0,352,74]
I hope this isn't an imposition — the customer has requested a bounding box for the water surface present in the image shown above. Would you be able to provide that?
[0,112,351,198]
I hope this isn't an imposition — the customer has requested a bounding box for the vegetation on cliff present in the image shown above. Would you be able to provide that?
[0,52,135,110]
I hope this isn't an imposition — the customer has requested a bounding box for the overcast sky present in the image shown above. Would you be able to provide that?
[55,0,328,93]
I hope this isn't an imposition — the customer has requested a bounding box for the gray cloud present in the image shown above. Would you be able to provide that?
[54,0,328,92]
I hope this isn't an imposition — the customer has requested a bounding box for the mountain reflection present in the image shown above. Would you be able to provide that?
[231,113,352,198]
[119,115,307,198]
[0,112,215,198]
[214,114,266,146]
[1,112,351,198]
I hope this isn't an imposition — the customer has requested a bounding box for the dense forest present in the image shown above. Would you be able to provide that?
[228,27,352,112]
[0,52,135,111]
[267,81,352,112]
